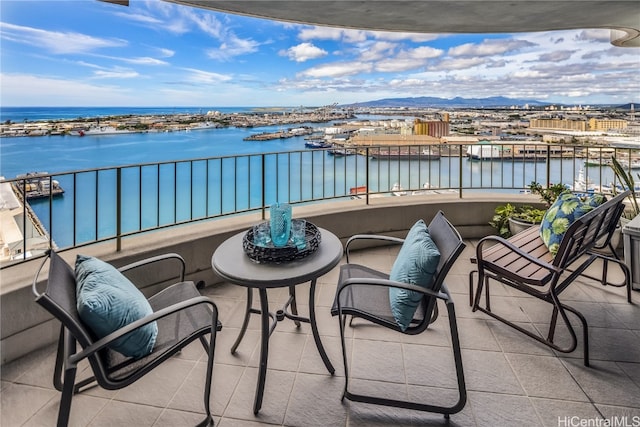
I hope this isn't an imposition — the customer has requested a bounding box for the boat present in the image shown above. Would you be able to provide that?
[466,144,505,160]
[391,183,407,196]
[349,185,368,196]
[83,126,135,136]
[13,172,64,200]
[304,140,332,149]
[584,158,613,167]
[618,158,640,170]
[467,143,571,161]
[572,169,600,193]
[369,148,440,160]
[410,182,458,196]
[327,147,357,156]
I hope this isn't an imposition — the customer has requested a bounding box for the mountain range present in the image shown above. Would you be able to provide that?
[343,96,635,109]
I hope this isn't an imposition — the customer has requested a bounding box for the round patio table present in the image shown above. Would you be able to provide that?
[211,226,343,414]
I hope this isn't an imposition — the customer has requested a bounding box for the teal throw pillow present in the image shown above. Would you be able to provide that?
[389,220,441,331]
[76,255,158,358]
[539,191,606,256]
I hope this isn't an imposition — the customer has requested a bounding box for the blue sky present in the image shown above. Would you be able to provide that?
[1,0,638,107]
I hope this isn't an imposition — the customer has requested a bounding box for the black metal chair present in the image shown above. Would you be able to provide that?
[32,250,221,427]
[331,210,467,418]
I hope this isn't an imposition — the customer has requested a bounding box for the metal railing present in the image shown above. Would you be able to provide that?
[1,143,637,266]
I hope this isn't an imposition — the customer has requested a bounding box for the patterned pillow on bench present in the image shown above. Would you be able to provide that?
[539,191,606,256]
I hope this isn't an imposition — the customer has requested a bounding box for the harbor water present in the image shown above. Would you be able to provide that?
[0,117,619,249]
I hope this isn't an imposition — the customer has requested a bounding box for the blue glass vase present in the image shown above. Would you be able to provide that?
[270,202,292,247]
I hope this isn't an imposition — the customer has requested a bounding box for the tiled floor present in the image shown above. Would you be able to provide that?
[2,241,639,426]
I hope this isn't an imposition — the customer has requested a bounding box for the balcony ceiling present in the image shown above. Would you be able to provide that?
[164,0,640,47]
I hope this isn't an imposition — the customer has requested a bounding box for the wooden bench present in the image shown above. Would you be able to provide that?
[469,191,632,366]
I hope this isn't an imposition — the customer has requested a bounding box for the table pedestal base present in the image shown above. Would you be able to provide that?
[231,280,335,414]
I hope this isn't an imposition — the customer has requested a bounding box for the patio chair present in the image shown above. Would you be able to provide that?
[32,250,221,427]
[331,210,466,418]
[470,190,631,367]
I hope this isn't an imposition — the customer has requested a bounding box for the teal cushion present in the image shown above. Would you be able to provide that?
[76,255,157,358]
[388,220,441,331]
[539,191,606,256]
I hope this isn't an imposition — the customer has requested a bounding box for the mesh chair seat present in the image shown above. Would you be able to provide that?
[105,281,220,381]
[331,264,426,329]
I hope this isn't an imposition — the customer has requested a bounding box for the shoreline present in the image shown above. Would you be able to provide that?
[0,110,355,138]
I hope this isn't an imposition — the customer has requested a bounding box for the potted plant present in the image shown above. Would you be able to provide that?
[490,181,566,238]
[507,205,547,235]
[611,157,640,221]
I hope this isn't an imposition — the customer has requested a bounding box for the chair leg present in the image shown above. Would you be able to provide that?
[197,307,219,427]
[53,327,65,392]
[469,270,476,306]
[471,270,486,312]
[57,364,78,427]
[338,313,350,402]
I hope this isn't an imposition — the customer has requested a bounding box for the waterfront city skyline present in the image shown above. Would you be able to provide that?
[1,1,639,108]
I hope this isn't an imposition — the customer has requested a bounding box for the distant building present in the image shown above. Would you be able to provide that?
[413,119,450,137]
[588,118,628,131]
[348,134,440,146]
[529,117,629,133]
[529,118,587,131]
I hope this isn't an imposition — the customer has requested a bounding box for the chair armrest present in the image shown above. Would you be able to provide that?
[70,296,219,364]
[476,235,559,275]
[337,276,449,304]
[118,253,186,282]
[345,234,405,262]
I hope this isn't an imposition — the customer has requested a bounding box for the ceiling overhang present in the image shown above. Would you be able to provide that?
[159,1,639,47]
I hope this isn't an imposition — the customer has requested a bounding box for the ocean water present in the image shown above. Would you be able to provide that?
[0,123,311,178]
[0,107,617,249]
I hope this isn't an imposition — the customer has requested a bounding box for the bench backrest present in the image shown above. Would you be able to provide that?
[553,190,630,268]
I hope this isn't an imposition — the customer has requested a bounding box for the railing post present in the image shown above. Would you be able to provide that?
[546,144,551,187]
[365,147,370,205]
[48,175,53,250]
[261,153,266,219]
[458,144,463,198]
[116,167,122,251]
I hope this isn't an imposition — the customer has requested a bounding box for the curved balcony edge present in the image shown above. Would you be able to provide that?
[1,193,543,364]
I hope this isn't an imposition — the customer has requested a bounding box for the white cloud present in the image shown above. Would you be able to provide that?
[93,69,140,79]
[281,42,328,62]
[124,56,169,65]
[357,41,396,61]
[299,62,373,78]
[538,50,575,62]
[428,57,487,71]
[183,68,233,84]
[575,29,611,43]
[298,27,368,43]
[156,48,175,58]
[375,58,426,73]
[448,38,536,57]
[0,22,127,54]
[370,31,441,43]
[206,36,260,60]
[398,46,443,60]
[112,11,162,25]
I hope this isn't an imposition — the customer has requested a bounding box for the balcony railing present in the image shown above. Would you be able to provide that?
[1,143,637,267]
